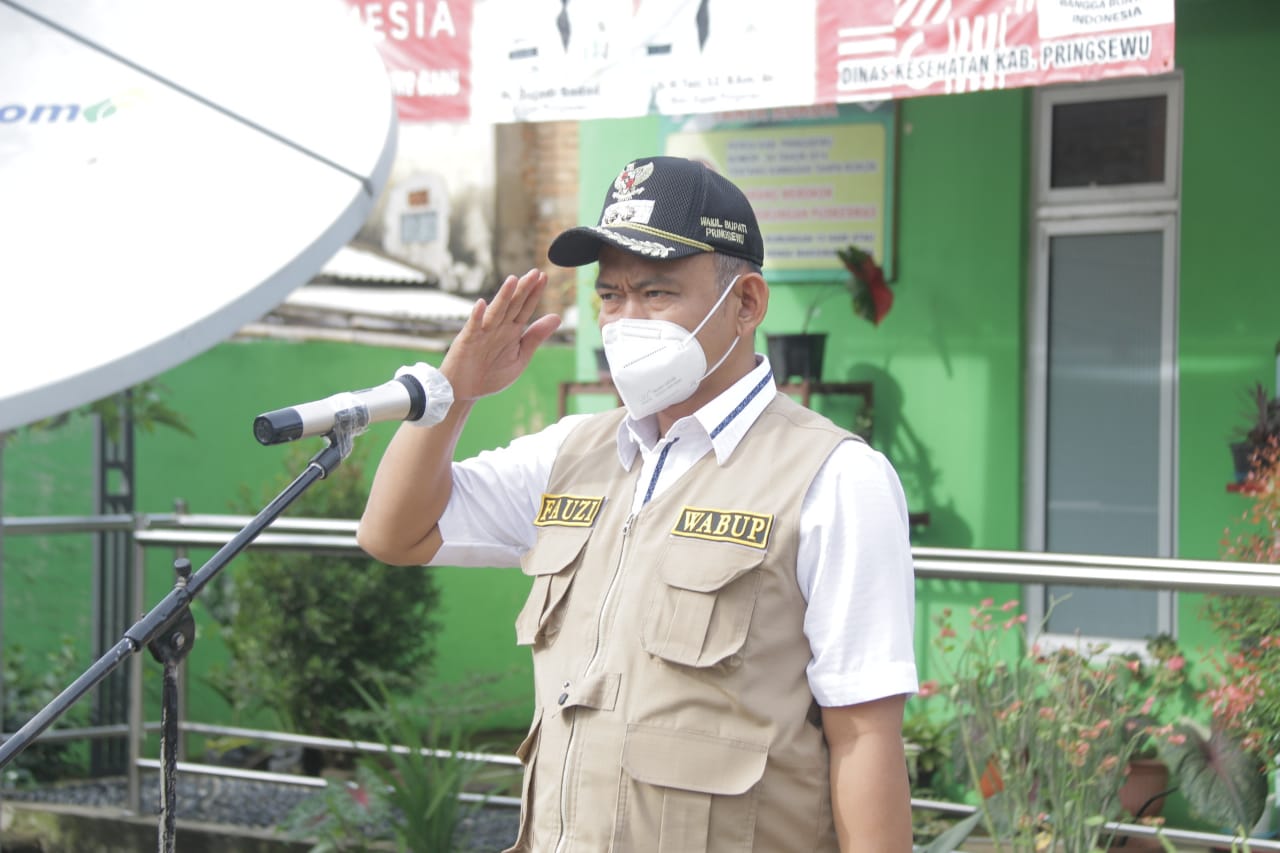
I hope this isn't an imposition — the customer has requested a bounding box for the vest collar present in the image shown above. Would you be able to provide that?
[615,355,777,470]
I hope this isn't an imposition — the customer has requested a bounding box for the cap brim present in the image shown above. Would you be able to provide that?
[547,225,705,268]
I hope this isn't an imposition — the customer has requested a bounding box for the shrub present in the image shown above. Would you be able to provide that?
[205,443,441,741]
[2,637,89,786]
[1210,437,1280,763]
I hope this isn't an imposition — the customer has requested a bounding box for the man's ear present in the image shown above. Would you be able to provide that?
[735,272,769,334]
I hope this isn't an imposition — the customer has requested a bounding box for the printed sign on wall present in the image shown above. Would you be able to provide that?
[663,103,897,281]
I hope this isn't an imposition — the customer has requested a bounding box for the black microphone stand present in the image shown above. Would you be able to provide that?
[0,435,346,852]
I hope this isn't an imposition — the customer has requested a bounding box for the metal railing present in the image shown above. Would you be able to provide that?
[4,510,1280,847]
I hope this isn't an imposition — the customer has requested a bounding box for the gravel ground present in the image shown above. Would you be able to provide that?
[1,775,519,851]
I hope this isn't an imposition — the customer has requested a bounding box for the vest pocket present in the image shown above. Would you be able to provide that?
[614,724,767,853]
[504,708,543,853]
[640,538,766,667]
[515,527,591,647]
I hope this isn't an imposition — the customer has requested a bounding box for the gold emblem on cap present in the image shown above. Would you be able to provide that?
[671,506,773,549]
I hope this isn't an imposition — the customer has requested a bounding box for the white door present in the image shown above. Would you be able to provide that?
[1024,76,1182,643]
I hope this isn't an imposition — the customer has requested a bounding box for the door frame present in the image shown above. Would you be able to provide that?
[1022,216,1180,649]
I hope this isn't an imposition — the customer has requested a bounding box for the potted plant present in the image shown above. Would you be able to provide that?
[1111,633,1192,828]
[1168,439,1280,838]
[766,245,895,383]
[1229,382,1280,483]
[765,325,828,384]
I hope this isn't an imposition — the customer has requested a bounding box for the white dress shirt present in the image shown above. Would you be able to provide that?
[433,356,918,707]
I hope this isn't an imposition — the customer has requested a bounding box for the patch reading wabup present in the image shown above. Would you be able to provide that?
[534,494,604,527]
[671,506,773,549]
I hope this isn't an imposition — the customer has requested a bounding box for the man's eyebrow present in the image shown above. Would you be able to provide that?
[594,274,683,291]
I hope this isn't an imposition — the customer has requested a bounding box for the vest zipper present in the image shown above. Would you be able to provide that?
[554,510,637,853]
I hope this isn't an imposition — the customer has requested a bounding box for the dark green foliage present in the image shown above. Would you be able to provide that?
[903,710,952,798]
[19,381,193,442]
[281,764,395,852]
[1161,720,1269,833]
[2,637,88,786]
[206,443,441,739]
[351,680,484,851]
[1234,382,1280,448]
[282,679,487,852]
[912,810,984,853]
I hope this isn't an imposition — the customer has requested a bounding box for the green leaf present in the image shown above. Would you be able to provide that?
[913,810,984,853]
[1162,720,1269,830]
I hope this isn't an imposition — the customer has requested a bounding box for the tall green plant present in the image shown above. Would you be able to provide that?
[354,680,484,851]
[206,443,441,739]
[281,679,486,852]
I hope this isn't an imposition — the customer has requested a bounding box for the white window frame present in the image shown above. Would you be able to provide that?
[1034,75,1183,212]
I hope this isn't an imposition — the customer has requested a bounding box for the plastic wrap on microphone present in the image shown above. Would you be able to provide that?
[253,366,452,447]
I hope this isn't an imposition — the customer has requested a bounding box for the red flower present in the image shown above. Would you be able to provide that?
[979,757,1005,799]
[837,245,895,326]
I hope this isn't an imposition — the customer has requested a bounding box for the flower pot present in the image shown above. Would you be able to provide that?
[766,333,826,383]
[1119,758,1171,819]
[1107,759,1171,852]
[1231,441,1258,483]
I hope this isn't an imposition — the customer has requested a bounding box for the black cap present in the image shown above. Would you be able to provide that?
[548,156,764,268]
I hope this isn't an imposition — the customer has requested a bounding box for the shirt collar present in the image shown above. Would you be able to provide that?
[614,355,777,469]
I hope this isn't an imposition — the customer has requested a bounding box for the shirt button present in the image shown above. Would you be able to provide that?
[558,692,569,706]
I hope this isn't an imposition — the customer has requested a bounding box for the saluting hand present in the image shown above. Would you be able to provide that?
[440,268,562,402]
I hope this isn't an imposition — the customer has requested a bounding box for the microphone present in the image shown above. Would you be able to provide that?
[253,375,427,446]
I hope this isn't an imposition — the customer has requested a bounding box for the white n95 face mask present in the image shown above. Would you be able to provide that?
[601,276,740,420]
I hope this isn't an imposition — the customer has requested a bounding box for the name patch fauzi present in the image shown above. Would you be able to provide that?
[534,494,604,528]
[671,506,773,549]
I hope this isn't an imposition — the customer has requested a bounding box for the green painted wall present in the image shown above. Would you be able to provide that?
[2,420,97,661]
[1175,0,1280,558]
[3,339,573,738]
[1168,0,1280,724]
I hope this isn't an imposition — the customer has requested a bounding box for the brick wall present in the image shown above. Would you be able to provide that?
[494,121,580,321]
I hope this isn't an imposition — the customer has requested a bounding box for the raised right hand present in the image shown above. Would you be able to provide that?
[439,268,562,402]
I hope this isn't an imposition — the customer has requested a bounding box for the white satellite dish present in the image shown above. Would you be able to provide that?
[0,0,397,431]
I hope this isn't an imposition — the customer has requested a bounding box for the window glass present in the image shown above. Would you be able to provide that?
[1044,230,1165,637]
[1050,96,1167,189]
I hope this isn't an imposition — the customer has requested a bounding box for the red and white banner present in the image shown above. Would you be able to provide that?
[817,0,1175,103]
[346,0,473,122]
[471,0,818,123]
[344,0,1174,124]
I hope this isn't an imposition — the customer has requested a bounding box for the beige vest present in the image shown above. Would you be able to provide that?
[506,393,852,853]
